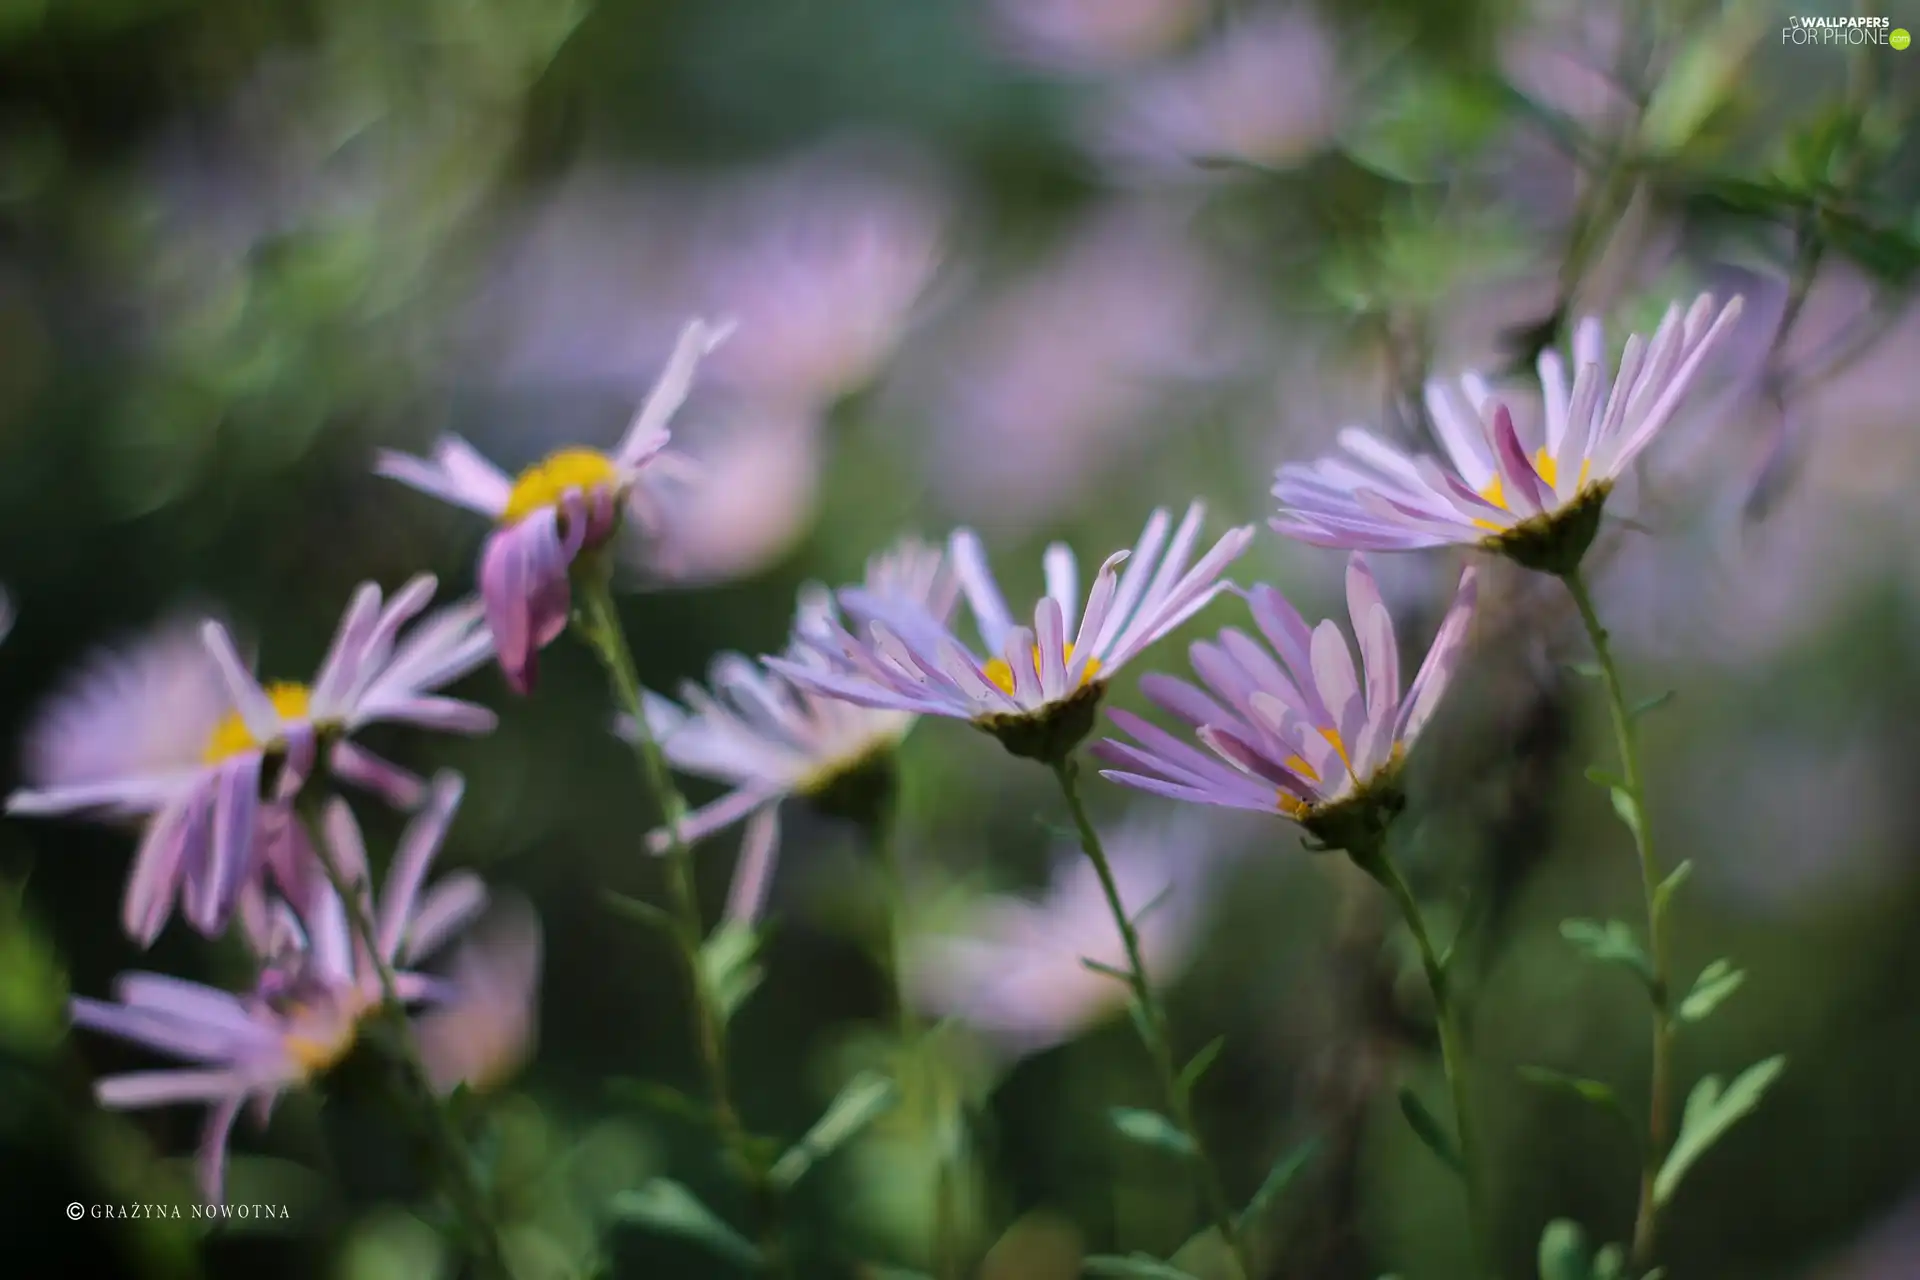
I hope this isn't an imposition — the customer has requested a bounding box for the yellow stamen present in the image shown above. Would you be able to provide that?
[202,682,312,764]
[501,448,622,527]
[1279,725,1353,806]
[982,643,1103,697]
[280,997,362,1076]
[1472,449,1592,531]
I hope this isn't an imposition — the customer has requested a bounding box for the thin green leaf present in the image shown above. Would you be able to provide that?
[1591,1244,1627,1280]
[1110,1107,1196,1158]
[1678,960,1747,1024]
[1518,1067,1639,1144]
[1629,691,1677,719]
[1131,883,1175,927]
[1559,919,1655,989]
[1583,765,1624,791]
[1654,1056,1788,1206]
[1565,661,1605,680]
[605,1077,711,1128]
[1176,1036,1226,1097]
[1397,1087,1463,1176]
[768,1071,898,1190]
[1608,787,1644,843]
[1083,1254,1201,1279]
[1537,1218,1590,1280]
[699,921,765,1023]
[611,1178,761,1269]
[1081,957,1133,985]
[1652,862,1692,920]
[602,890,671,933]
[1235,1138,1318,1232]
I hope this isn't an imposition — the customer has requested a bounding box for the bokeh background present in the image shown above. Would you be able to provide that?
[2,0,1920,1276]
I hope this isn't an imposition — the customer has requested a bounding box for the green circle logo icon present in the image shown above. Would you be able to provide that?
[1894,28,1912,50]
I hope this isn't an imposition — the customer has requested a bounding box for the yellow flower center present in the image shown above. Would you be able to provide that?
[1277,726,1353,816]
[280,998,363,1077]
[500,448,622,527]
[982,644,1103,697]
[202,682,312,764]
[1473,449,1596,531]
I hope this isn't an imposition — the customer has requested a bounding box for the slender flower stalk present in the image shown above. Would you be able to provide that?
[297,794,510,1280]
[1563,565,1671,1267]
[570,575,787,1274]
[1051,755,1252,1280]
[1346,834,1490,1278]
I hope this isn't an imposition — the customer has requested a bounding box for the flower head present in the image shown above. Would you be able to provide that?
[1271,293,1742,574]
[769,504,1253,764]
[1097,555,1478,852]
[631,539,955,865]
[6,579,494,946]
[376,318,732,692]
[903,807,1215,1061]
[67,776,494,1204]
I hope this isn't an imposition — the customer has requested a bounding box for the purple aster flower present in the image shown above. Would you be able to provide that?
[624,538,954,865]
[1096,554,1478,847]
[1271,293,1743,574]
[903,806,1216,1061]
[67,775,492,1205]
[376,318,732,693]
[6,578,495,946]
[767,503,1254,763]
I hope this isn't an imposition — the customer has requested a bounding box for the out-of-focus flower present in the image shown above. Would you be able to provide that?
[629,540,956,879]
[913,203,1250,531]
[981,0,1204,73]
[415,893,544,1095]
[1272,294,1742,574]
[6,581,494,946]
[768,504,1253,764]
[1082,10,1342,177]
[904,807,1216,1059]
[67,777,491,1204]
[640,406,825,588]
[377,320,730,692]
[1098,555,1478,849]
[691,144,948,407]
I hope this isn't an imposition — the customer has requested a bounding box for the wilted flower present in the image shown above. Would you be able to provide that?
[376,319,731,692]
[630,540,956,867]
[67,777,494,1204]
[769,504,1253,763]
[1097,555,1478,851]
[5,579,494,945]
[1271,293,1743,574]
[904,808,1215,1060]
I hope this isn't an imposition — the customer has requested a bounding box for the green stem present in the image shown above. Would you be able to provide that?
[870,797,961,1280]
[1563,566,1672,1268]
[571,579,788,1276]
[302,807,510,1280]
[1051,757,1251,1280]
[1357,843,1492,1277]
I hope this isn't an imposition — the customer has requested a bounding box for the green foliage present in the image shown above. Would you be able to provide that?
[1397,1087,1463,1177]
[698,921,766,1024]
[610,1178,761,1269]
[767,1071,898,1190]
[1517,1068,1638,1145]
[1082,1254,1201,1279]
[1679,960,1747,1024]
[1629,691,1676,720]
[1536,1218,1634,1280]
[1654,1056,1789,1207]
[1235,1139,1318,1234]
[1109,1107,1196,1158]
[602,890,672,934]
[1607,788,1645,845]
[1652,862,1693,921]
[1559,919,1655,991]
[1175,1037,1226,1097]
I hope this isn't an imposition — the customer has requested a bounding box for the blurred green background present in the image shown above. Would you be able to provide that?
[3,0,1920,1276]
